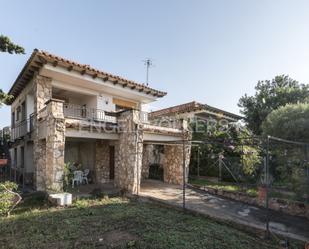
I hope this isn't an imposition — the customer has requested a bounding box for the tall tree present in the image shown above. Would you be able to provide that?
[0,35,25,54]
[238,75,309,135]
[0,35,25,107]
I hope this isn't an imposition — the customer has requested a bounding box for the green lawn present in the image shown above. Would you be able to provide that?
[0,194,303,249]
[189,178,258,197]
[189,178,306,202]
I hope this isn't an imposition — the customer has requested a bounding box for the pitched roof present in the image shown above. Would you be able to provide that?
[7,49,167,104]
[149,101,243,121]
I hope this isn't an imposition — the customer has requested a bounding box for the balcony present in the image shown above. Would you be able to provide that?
[63,103,117,123]
[11,114,34,140]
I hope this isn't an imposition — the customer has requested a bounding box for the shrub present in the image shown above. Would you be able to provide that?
[0,181,20,216]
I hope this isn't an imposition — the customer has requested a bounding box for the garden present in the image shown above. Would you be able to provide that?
[0,190,305,249]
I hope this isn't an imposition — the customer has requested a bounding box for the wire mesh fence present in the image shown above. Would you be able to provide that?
[185,137,309,245]
[267,136,309,204]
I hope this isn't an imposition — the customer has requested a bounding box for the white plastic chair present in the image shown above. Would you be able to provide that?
[72,170,83,188]
[82,169,90,184]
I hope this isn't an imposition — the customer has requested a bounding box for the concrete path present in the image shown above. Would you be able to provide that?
[140,180,309,242]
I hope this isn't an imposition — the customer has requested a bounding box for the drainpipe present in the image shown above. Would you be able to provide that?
[265,135,270,238]
[182,118,186,211]
[135,117,141,196]
[183,138,186,211]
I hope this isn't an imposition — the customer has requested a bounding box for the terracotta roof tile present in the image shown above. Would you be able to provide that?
[7,49,166,103]
[149,101,242,120]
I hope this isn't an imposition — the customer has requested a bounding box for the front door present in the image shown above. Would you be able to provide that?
[109,146,115,179]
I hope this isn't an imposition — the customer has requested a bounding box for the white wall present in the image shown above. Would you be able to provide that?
[66,95,97,109]
[97,94,115,112]
[26,94,34,118]
[11,79,34,125]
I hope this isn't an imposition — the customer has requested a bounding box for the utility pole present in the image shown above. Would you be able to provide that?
[143,58,153,86]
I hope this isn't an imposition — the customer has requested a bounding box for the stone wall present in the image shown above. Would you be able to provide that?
[141,144,154,179]
[32,72,66,192]
[34,139,46,191]
[162,127,191,185]
[95,140,110,183]
[114,110,143,194]
[45,100,65,192]
[163,143,191,185]
[32,74,52,191]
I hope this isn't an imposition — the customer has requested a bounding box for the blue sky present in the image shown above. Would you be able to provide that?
[1,0,309,128]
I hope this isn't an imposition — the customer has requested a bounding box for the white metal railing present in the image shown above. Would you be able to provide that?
[140,111,149,123]
[63,103,117,123]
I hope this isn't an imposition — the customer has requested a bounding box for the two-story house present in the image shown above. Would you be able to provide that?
[8,49,191,194]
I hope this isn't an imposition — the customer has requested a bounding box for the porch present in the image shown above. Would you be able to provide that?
[64,137,116,186]
[69,181,120,199]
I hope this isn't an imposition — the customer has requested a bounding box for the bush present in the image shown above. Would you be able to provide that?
[0,181,20,216]
[262,103,309,141]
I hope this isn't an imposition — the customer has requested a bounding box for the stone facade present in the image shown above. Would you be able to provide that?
[34,139,46,191]
[95,140,110,183]
[114,110,143,194]
[45,100,65,192]
[33,74,52,191]
[32,73,66,192]
[163,142,191,185]
[141,144,154,179]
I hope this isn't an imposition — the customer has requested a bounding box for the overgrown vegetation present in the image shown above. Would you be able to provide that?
[190,122,261,183]
[0,34,25,107]
[238,75,309,135]
[262,103,309,142]
[0,196,304,249]
[0,181,20,216]
[0,35,25,54]
[189,75,309,204]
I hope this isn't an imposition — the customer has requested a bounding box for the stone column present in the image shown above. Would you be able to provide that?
[141,144,154,179]
[114,110,143,194]
[45,99,65,192]
[95,140,110,183]
[163,121,191,185]
[34,139,47,191]
[32,74,52,191]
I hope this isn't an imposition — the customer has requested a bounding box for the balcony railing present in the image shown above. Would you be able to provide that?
[11,115,34,140]
[140,111,149,123]
[63,103,117,123]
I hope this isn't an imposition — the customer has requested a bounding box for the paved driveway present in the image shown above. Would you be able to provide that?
[140,180,309,242]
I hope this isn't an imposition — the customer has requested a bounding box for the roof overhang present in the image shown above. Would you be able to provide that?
[149,101,243,121]
[7,49,167,104]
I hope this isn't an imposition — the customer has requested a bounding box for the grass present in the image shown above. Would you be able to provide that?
[189,178,258,197]
[0,194,304,249]
[189,178,307,203]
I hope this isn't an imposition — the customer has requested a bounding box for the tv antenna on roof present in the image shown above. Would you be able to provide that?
[143,58,154,86]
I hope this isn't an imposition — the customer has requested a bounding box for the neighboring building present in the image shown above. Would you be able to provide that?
[149,101,242,124]
[146,102,242,175]
[8,49,191,193]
